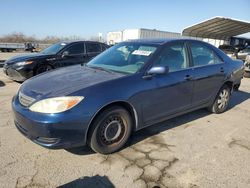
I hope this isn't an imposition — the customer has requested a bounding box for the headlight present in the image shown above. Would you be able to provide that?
[16,61,33,66]
[29,96,84,113]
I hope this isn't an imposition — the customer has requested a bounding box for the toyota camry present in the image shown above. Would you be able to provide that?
[12,39,244,154]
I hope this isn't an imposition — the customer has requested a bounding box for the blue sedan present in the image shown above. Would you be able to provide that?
[12,39,244,154]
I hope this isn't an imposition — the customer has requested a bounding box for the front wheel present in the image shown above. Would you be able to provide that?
[208,85,231,114]
[35,64,53,75]
[88,106,132,154]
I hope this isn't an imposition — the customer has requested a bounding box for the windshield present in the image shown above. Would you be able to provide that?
[87,43,158,74]
[41,43,67,55]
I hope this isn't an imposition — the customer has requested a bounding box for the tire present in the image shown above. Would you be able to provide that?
[233,84,240,91]
[88,106,132,154]
[208,85,231,114]
[233,81,241,91]
[244,71,250,78]
[35,64,53,75]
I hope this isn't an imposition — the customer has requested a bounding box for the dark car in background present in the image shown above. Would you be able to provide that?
[12,39,244,154]
[3,41,109,81]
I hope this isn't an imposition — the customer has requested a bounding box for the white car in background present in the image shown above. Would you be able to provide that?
[238,46,250,62]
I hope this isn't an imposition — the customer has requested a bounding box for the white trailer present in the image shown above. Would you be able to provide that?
[0,42,51,52]
[107,28,181,45]
[0,43,25,52]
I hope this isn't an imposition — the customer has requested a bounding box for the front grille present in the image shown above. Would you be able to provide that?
[19,92,35,107]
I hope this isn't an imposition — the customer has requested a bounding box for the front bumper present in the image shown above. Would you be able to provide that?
[3,64,33,82]
[12,95,92,149]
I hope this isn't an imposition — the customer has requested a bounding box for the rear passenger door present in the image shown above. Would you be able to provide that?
[85,42,102,62]
[188,41,226,106]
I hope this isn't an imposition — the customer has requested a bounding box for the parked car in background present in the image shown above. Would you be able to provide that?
[238,46,250,61]
[3,41,109,81]
[12,39,244,154]
[244,54,250,78]
[218,44,238,59]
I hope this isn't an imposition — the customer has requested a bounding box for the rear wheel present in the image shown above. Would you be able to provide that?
[88,106,132,154]
[35,64,53,75]
[208,85,231,114]
[233,82,241,91]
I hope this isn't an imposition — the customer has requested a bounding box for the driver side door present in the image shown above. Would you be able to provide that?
[141,42,194,125]
[56,42,86,67]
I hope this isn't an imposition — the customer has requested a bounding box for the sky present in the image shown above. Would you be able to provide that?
[0,0,250,39]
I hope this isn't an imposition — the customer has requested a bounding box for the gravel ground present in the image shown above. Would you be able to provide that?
[0,70,250,188]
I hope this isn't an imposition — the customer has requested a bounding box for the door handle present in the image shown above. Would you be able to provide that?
[185,75,193,81]
[220,67,224,73]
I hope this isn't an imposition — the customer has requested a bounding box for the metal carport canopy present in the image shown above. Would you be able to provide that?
[182,17,250,40]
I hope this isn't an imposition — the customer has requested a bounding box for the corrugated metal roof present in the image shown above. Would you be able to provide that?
[182,17,250,40]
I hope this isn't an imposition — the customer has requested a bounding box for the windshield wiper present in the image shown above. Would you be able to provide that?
[88,66,114,74]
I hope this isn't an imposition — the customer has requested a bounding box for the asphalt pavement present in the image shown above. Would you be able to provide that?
[0,70,250,188]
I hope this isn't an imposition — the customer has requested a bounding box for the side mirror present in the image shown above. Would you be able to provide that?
[62,51,69,58]
[143,66,169,79]
[147,66,169,75]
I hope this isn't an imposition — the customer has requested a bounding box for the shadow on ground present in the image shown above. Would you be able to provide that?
[66,90,250,155]
[0,81,5,87]
[66,146,94,155]
[229,90,250,109]
[57,175,115,188]
[128,90,250,148]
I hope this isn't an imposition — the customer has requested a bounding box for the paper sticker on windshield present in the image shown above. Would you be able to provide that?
[132,50,152,56]
[61,43,66,46]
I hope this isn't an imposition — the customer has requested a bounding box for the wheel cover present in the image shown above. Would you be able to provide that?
[37,65,52,74]
[99,115,126,146]
[217,89,229,109]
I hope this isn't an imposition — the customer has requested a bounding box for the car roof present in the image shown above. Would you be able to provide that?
[126,38,205,45]
[59,40,105,45]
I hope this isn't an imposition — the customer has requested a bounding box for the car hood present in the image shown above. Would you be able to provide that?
[5,53,53,64]
[20,65,125,100]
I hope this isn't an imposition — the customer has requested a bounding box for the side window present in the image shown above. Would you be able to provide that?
[101,44,108,51]
[87,43,101,53]
[190,42,222,67]
[66,43,85,55]
[154,43,188,72]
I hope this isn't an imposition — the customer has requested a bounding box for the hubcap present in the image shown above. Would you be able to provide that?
[37,66,51,74]
[99,115,125,145]
[104,120,122,142]
[217,89,229,109]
